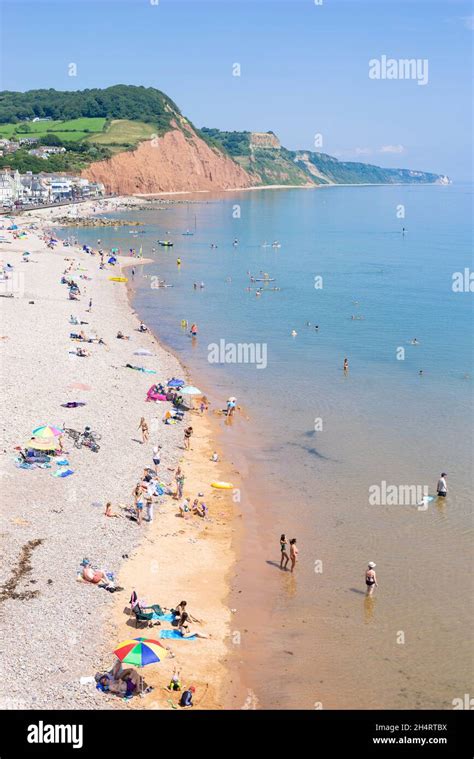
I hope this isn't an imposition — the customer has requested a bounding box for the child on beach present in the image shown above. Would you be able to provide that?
[179,498,191,517]
[167,669,181,692]
[152,446,161,467]
[133,483,145,525]
[175,467,185,499]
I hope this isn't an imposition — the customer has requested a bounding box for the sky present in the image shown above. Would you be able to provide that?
[0,0,472,180]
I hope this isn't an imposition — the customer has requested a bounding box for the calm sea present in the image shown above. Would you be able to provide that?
[70,183,473,709]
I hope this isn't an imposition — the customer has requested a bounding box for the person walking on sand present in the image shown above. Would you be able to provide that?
[152,445,161,468]
[289,538,298,573]
[343,357,349,374]
[138,417,149,443]
[133,483,145,526]
[365,561,378,594]
[280,534,290,570]
[437,472,448,498]
[184,426,193,450]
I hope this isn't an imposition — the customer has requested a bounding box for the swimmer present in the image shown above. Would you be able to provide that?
[315,325,319,331]
[176,258,181,266]
[343,357,349,373]
[291,330,297,337]
[411,338,419,345]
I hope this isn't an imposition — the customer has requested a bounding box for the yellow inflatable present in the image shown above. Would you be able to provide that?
[108,276,128,282]
[211,481,233,489]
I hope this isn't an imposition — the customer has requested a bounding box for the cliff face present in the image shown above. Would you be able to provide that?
[82,125,255,194]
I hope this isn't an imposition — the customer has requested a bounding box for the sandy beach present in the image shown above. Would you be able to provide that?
[0,200,237,710]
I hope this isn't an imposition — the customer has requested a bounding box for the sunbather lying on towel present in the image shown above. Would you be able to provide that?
[80,559,113,588]
[95,662,145,697]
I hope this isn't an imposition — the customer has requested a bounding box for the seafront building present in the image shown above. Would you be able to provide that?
[0,168,105,208]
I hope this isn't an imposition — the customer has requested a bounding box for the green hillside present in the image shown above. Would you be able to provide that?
[0,85,447,185]
[293,150,443,185]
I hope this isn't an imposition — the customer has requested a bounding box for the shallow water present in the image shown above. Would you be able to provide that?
[71,183,473,709]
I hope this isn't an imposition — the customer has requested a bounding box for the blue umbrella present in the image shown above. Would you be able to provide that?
[167,378,184,388]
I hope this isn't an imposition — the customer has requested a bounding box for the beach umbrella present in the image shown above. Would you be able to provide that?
[24,437,58,451]
[32,425,63,438]
[181,385,202,396]
[113,637,168,667]
[167,378,184,388]
[134,349,153,356]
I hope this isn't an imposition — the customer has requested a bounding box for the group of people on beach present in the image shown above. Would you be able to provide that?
[279,535,298,572]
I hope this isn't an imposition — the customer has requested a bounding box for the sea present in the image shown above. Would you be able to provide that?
[68,183,473,710]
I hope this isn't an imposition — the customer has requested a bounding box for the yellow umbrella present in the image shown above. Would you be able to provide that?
[25,437,58,451]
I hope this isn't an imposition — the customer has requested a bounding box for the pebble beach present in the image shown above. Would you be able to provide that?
[0,199,236,710]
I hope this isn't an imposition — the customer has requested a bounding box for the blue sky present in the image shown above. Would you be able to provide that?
[1,0,472,179]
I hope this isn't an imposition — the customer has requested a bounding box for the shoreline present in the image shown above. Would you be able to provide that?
[0,202,237,710]
[132,180,449,198]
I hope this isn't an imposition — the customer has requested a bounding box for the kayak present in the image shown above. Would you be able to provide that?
[158,240,173,247]
[211,481,234,490]
[108,276,128,282]
[254,278,275,282]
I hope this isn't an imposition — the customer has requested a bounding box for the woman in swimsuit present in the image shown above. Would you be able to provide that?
[365,562,378,594]
[138,417,149,443]
[280,534,290,570]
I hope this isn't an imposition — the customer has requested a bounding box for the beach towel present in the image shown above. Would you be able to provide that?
[52,468,74,478]
[159,630,196,641]
[55,459,69,467]
[151,612,174,623]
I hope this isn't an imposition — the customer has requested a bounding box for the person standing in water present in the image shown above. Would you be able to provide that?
[289,538,298,573]
[343,357,349,374]
[437,472,448,498]
[280,534,290,570]
[190,323,198,337]
[365,562,378,594]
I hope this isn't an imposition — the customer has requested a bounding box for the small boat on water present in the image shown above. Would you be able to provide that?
[182,230,194,236]
[158,240,174,247]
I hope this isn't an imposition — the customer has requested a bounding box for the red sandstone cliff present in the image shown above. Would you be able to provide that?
[82,125,255,194]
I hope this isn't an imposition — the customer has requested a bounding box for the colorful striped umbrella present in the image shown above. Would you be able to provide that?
[25,437,58,451]
[113,637,168,667]
[32,425,63,438]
